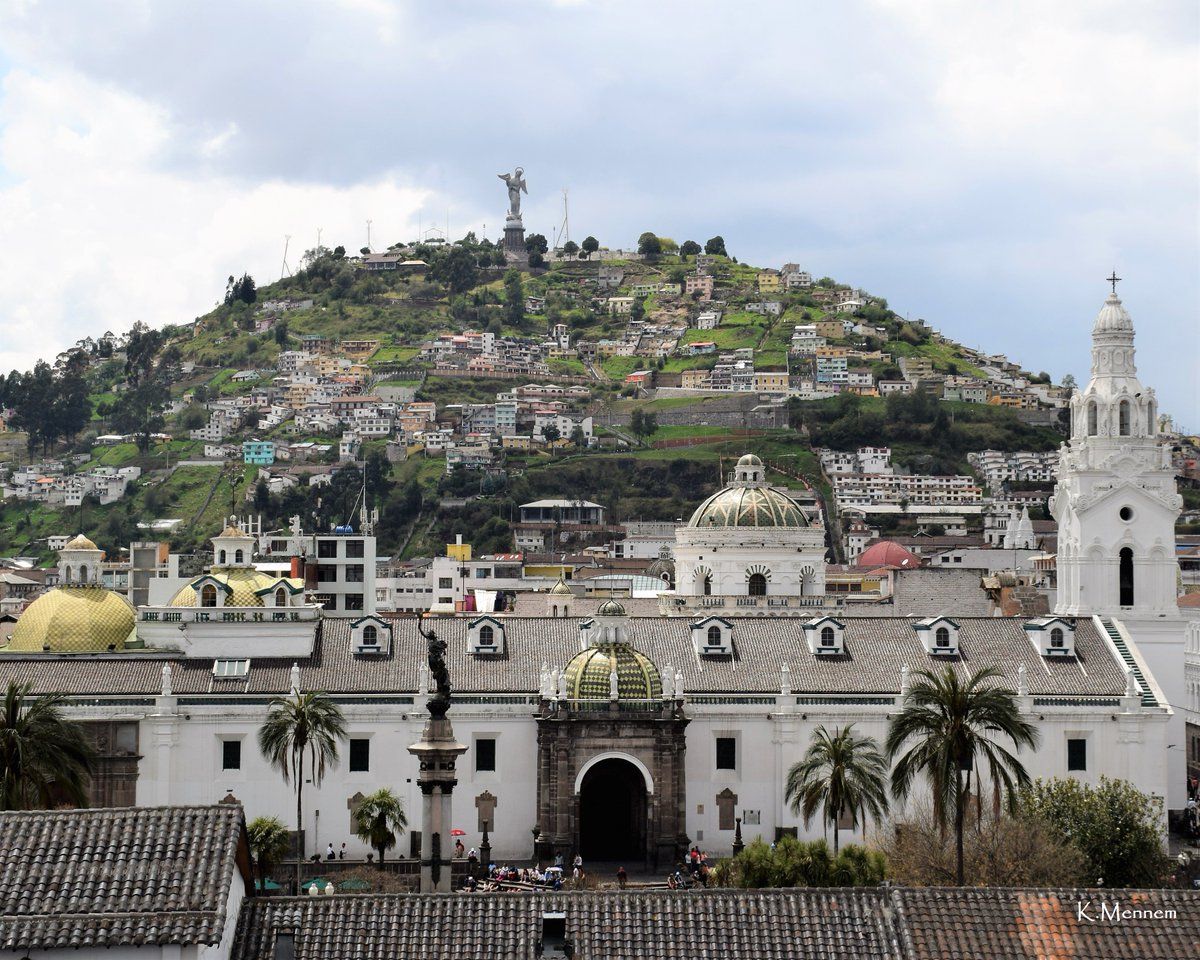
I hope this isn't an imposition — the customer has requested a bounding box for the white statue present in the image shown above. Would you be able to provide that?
[609,666,619,701]
[780,662,791,697]
[290,662,301,694]
[161,664,173,697]
[418,663,430,696]
[498,167,527,220]
[899,664,910,698]
[674,669,684,701]
[1125,666,1139,699]
[1017,662,1028,697]
[556,669,568,700]
[662,665,674,699]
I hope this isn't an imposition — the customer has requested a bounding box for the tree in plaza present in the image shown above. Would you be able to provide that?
[562,240,579,257]
[247,815,292,892]
[680,240,702,257]
[0,681,94,810]
[581,236,599,259]
[704,236,727,256]
[1020,776,1169,888]
[352,788,408,866]
[430,245,480,295]
[258,690,347,891]
[637,232,663,262]
[886,665,1038,886]
[503,269,525,328]
[785,724,889,855]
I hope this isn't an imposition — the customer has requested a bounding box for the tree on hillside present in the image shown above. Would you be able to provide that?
[224,273,257,306]
[680,240,701,257]
[430,246,480,295]
[124,322,164,388]
[570,424,586,448]
[562,240,579,257]
[525,233,548,269]
[112,378,169,453]
[631,298,646,323]
[887,665,1039,886]
[637,232,663,262]
[581,236,599,259]
[274,321,289,346]
[503,269,525,328]
[704,236,727,256]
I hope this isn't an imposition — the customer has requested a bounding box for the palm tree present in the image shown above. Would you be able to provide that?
[258,690,346,891]
[0,681,94,810]
[784,724,889,855]
[886,665,1039,885]
[352,788,408,865]
[247,815,291,892]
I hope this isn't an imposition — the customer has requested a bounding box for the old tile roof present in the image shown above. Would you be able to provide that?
[0,804,248,951]
[0,616,1133,700]
[889,568,992,617]
[894,887,1200,960]
[231,889,904,960]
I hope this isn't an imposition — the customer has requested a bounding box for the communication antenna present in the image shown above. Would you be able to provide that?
[316,226,323,250]
[552,188,570,249]
[280,235,292,279]
[366,219,373,253]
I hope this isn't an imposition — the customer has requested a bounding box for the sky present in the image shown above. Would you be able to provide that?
[0,0,1196,426]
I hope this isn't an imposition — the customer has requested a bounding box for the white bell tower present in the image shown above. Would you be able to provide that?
[1052,282,1180,617]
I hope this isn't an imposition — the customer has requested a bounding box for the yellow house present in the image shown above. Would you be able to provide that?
[757,271,782,292]
[502,435,533,450]
[681,369,710,389]
[814,319,847,339]
[752,372,789,392]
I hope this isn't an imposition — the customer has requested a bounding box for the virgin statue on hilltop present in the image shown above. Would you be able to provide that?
[498,167,527,220]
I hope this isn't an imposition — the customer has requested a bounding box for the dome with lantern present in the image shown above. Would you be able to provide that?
[687,454,807,529]
[167,520,302,608]
[561,597,663,701]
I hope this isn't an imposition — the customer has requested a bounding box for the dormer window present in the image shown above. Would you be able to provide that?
[1024,617,1076,657]
[803,616,845,655]
[914,617,960,656]
[201,584,218,608]
[351,616,391,655]
[468,616,505,655]
[691,617,733,657]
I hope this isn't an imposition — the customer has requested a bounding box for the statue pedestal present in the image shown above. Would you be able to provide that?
[503,217,527,264]
[408,716,467,892]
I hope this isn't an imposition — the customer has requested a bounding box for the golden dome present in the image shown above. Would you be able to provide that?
[563,643,662,701]
[168,568,284,608]
[550,579,573,596]
[7,587,135,653]
[217,525,251,539]
[62,534,99,551]
[688,485,807,529]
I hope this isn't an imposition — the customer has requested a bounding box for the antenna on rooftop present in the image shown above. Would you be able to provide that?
[280,235,292,279]
[552,188,570,250]
[366,219,373,253]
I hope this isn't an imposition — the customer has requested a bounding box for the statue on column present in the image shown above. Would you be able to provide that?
[498,167,527,221]
[419,621,452,719]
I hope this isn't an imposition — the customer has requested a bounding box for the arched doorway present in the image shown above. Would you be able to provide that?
[577,757,647,861]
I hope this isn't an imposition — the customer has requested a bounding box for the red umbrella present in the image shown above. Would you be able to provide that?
[450,829,466,836]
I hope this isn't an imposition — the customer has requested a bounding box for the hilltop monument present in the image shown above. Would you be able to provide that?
[498,166,528,262]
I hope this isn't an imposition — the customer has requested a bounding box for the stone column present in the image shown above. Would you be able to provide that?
[408,715,467,893]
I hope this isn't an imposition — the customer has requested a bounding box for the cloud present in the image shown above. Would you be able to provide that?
[0,0,1195,424]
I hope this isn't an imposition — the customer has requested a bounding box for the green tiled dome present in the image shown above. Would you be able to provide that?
[563,643,662,701]
[688,485,806,528]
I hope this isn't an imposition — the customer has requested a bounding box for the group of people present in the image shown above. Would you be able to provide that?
[671,846,713,888]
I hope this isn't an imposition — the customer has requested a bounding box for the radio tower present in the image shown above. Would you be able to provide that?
[279,235,292,279]
[553,188,570,250]
[366,219,373,253]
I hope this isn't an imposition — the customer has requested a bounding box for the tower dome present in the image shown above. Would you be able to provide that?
[596,597,626,617]
[688,486,806,528]
[562,643,662,701]
[1092,292,1133,335]
[7,587,135,653]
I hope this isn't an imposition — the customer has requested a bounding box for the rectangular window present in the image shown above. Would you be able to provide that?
[316,566,337,582]
[349,738,370,772]
[322,595,337,611]
[222,739,241,770]
[317,540,338,559]
[213,659,250,678]
[346,540,365,558]
[475,737,497,772]
[345,564,364,583]
[1067,738,1087,772]
[344,594,364,611]
[439,578,453,589]
[716,737,737,771]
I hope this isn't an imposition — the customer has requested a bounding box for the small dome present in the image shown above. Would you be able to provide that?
[563,643,662,701]
[1093,293,1133,335]
[856,540,920,569]
[736,453,763,469]
[688,486,806,528]
[168,568,283,607]
[646,552,675,583]
[62,534,99,551]
[7,587,135,653]
[216,524,252,539]
[550,579,573,596]
[596,597,626,617]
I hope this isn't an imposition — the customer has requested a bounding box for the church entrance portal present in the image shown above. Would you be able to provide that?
[578,758,646,861]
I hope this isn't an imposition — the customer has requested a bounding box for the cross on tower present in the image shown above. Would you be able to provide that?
[1107,271,1121,294]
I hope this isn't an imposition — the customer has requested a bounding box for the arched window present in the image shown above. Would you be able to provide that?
[1087,402,1098,436]
[935,626,951,647]
[1050,627,1064,648]
[552,604,558,618]
[234,549,244,564]
[563,605,569,617]
[1118,400,1131,436]
[201,584,218,608]
[820,626,836,646]
[479,625,494,645]
[78,564,87,583]
[748,573,767,596]
[275,587,287,607]
[1119,547,1134,606]
[707,625,722,645]
[702,575,712,597]
[362,625,377,645]
[219,550,227,565]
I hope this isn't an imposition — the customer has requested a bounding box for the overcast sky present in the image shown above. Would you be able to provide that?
[0,0,1196,426]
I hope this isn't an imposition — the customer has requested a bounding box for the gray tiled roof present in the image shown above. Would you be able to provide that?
[0,805,247,951]
[231,887,1200,960]
[231,889,904,960]
[0,616,1130,699]
[889,568,992,617]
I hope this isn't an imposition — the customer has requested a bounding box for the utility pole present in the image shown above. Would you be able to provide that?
[280,235,292,279]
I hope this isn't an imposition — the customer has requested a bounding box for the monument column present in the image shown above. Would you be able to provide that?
[408,623,467,893]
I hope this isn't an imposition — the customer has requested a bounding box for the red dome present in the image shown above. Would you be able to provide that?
[856,540,920,569]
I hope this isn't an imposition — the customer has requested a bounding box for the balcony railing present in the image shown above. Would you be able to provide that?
[140,606,319,624]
